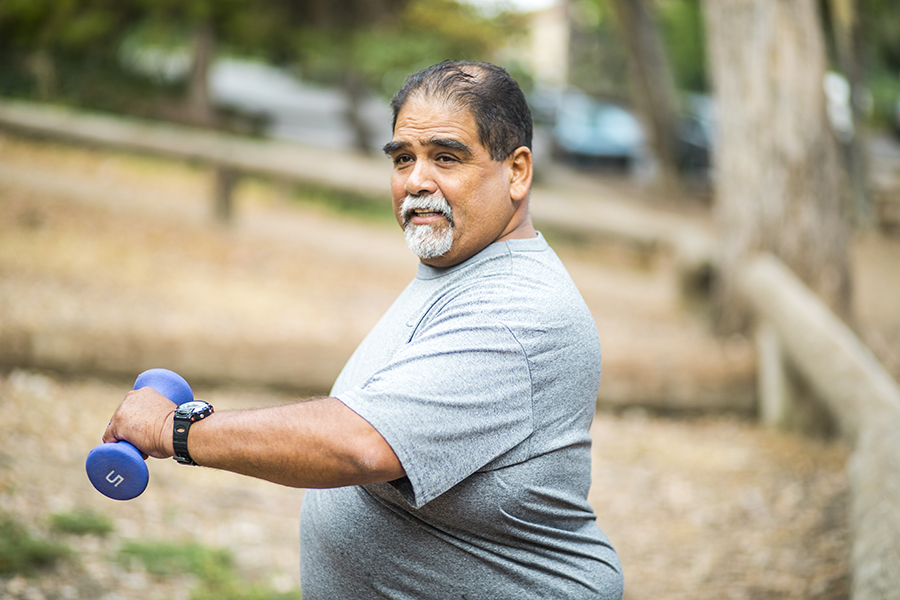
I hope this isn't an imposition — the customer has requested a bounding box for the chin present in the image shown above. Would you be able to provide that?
[405,224,454,261]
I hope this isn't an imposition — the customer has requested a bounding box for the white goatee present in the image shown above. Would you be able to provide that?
[401,194,454,260]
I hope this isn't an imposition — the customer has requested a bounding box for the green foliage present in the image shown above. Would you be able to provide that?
[859,0,900,73]
[1,0,897,114]
[0,0,184,109]
[569,0,707,99]
[856,0,900,128]
[568,0,630,100]
[0,516,71,575]
[656,0,707,92]
[0,0,142,57]
[293,0,522,96]
[50,509,115,537]
[867,69,900,129]
[0,0,524,129]
[119,539,302,600]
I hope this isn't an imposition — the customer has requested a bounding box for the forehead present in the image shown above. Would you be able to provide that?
[391,95,481,149]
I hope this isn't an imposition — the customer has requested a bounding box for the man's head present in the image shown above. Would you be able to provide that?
[384,61,536,268]
[389,61,533,162]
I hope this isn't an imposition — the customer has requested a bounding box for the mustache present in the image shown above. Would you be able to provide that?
[400,194,453,227]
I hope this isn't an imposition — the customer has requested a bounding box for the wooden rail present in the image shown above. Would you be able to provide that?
[738,254,900,600]
[0,99,389,221]
[0,99,717,265]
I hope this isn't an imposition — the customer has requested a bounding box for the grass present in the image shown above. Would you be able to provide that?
[50,509,115,537]
[288,181,395,223]
[191,580,304,600]
[0,515,71,575]
[119,539,302,600]
[119,539,234,579]
[0,509,300,598]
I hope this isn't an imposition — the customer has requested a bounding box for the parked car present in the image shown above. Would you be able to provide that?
[675,93,714,176]
[547,90,646,170]
[533,87,715,177]
[209,59,392,153]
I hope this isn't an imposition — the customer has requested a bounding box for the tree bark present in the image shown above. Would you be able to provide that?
[342,71,375,156]
[27,49,57,101]
[701,0,852,333]
[828,0,873,227]
[609,0,682,188]
[187,20,216,127]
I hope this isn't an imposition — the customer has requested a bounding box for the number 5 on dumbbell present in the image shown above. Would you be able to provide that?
[85,369,193,501]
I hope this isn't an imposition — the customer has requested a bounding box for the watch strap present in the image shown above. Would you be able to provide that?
[173,402,213,466]
[173,417,194,465]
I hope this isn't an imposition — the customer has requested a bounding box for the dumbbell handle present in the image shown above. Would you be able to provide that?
[85,368,193,501]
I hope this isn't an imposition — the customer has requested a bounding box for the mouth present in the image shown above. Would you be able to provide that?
[401,195,453,227]
[407,208,446,225]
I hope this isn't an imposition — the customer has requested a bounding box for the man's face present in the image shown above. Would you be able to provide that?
[384,95,533,268]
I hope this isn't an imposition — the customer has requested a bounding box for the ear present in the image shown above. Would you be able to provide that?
[508,146,533,202]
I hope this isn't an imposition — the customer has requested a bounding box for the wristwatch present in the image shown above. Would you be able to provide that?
[173,401,214,465]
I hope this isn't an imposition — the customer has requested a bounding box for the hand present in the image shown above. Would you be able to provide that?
[102,387,177,459]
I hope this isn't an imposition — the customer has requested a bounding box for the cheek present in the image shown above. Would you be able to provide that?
[390,173,402,198]
[457,186,513,240]
[390,176,406,225]
[391,199,404,227]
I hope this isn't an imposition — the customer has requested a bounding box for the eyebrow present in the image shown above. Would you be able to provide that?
[382,137,473,157]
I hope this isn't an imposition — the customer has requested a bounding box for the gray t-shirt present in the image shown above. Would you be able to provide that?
[299,234,623,599]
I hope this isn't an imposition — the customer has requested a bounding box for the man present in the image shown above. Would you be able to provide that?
[104,60,623,599]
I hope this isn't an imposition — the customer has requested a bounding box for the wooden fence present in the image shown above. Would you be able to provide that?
[739,254,900,600]
[0,99,389,222]
[0,98,714,253]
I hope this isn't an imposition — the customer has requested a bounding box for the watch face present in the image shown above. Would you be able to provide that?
[176,401,212,418]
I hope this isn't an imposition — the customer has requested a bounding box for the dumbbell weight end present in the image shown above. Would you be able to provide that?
[85,369,193,501]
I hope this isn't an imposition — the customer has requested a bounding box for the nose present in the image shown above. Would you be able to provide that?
[404,159,438,197]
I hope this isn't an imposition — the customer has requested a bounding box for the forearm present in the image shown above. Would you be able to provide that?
[103,390,404,489]
[187,397,404,488]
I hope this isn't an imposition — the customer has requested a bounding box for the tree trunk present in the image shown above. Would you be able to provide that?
[27,49,57,101]
[187,21,216,127]
[609,0,682,189]
[828,0,873,227]
[342,71,375,156]
[702,0,852,333]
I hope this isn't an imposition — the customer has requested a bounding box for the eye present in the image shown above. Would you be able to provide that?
[392,154,413,167]
[435,154,459,164]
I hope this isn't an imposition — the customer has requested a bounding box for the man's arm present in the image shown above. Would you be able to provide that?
[102,388,405,489]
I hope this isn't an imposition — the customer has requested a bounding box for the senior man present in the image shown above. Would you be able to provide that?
[104,60,623,599]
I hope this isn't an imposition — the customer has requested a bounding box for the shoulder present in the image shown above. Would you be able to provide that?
[428,239,593,332]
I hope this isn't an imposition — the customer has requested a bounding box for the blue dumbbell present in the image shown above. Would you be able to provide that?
[85,368,193,500]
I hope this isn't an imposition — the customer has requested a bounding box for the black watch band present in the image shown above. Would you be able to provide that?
[173,401,213,466]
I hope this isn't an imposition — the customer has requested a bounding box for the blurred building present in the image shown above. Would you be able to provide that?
[518,1,570,89]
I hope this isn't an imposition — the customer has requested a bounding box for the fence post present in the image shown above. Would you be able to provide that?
[214,166,238,223]
[756,320,836,436]
[850,413,900,600]
[756,321,794,428]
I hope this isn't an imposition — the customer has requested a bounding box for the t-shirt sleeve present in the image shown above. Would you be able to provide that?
[336,299,534,508]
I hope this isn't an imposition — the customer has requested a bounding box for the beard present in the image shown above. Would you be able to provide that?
[400,194,454,260]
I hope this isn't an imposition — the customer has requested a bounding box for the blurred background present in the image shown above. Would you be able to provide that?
[2,1,900,599]
[1,0,899,178]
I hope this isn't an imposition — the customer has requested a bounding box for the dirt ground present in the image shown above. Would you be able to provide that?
[1,131,896,599]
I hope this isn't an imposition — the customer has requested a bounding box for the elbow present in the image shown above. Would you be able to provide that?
[346,433,405,486]
[317,397,405,487]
